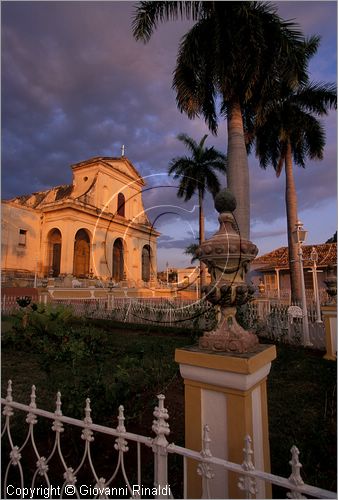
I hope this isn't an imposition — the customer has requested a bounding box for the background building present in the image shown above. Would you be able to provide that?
[250,243,337,300]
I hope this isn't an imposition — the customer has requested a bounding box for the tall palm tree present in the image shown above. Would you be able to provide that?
[254,82,336,301]
[133,2,308,240]
[168,133,227,289]
[184,242,199,264]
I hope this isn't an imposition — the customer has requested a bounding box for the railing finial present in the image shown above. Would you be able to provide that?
[114,405,128,452]
[55,391,62,416]
[117,405,126,433]
[287,445,306,499]
[201,424,212,458]
[81,398,94,442]
[7,380,13,402]
[26,384,37,425]
[84,398,92,425]
[152,394,170,441]
[52,391,64,434]
[30,385,37,409]
[238,434,257,497]
[3,380,14,417]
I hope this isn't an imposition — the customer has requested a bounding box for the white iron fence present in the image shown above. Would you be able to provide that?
[1,381,335,500]
[2,294,326,348]
[242,301,326,350]
[2,296,216,330]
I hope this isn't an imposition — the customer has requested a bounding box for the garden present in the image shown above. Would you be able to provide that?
[1,304,337,497]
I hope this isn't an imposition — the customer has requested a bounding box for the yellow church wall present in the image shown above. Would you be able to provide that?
[71,159,146,222]
[40,204,157,282]
[2,203,41,275]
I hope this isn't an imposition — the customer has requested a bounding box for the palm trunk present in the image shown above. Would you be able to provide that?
[285,141,302,302]
[227,99,250,240]
[199,189,206,293]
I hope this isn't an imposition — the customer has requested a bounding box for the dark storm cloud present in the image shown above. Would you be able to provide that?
[158,236,193,250]
[1,1,336,258]
[252,228,287,240]
[1,2,194,196]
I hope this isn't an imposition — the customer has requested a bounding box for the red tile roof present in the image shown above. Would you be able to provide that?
[253,243,337,270]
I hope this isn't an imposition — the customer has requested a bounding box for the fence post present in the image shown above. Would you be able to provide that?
[39,290,49,305]
[322,305,337,361]
[175,345,276,499]
[152,394,170,499]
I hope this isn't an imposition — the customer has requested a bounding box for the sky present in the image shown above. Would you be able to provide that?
[2,1,337,271]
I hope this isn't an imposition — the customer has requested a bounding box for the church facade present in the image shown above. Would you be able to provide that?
[2,156,159,285]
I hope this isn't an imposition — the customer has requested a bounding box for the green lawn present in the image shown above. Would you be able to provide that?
[1,314,336,495]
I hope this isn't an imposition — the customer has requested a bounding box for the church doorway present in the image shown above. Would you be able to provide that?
[48,229,62,277]
[142,245,151,282]
[112,238,124,282]
[73,229,90,277]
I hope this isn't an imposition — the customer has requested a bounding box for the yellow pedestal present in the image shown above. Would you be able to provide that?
[322,305,337,361]
[175,344,276,499]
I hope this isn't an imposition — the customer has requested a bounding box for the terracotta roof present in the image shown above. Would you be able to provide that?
[253,243,337,270]
[5,184,73,208]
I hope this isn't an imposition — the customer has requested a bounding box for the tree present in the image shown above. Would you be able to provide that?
[254,81,336,301]
[326,231,337,244]
[184,242,199,264]
[168,133,227,289]
[133,2,307,239]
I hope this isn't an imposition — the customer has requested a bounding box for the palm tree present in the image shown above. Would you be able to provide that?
[184,242,199,264]
[168,133,227,289]
[254,81,336,301]
[133,2,308,240]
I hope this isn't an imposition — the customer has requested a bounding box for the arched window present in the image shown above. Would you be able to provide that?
[112,239,124,282]
[73,229,90,277]
[48,229,62,277]
[117,193,125,217]
[142,245,151,282]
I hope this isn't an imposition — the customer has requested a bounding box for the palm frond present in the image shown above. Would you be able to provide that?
[293,82,337,115]
[132,1,202,42]
[173,17,218,133]
[275,155,285,178]
[168,133,227,202]
[184,242,200,263]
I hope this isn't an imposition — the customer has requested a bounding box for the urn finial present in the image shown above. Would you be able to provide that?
[214,188,237,213]
[197,190,259,353]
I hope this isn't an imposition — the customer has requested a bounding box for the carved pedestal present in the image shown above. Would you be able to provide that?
[199,306,258,353]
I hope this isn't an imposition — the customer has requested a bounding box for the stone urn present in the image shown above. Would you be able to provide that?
[196,189,259,353]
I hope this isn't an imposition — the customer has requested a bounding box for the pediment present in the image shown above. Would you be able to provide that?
[71,156,145,186]
[100,158,145,185]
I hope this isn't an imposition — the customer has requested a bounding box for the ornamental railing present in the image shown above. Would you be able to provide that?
[50,297,216,330]
[2,295,216,330]
[1,381,336,499]
[242,302,325,349]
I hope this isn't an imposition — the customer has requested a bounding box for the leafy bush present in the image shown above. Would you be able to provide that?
[2,310,192,421]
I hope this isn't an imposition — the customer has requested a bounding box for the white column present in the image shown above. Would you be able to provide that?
[275,268,280,300]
